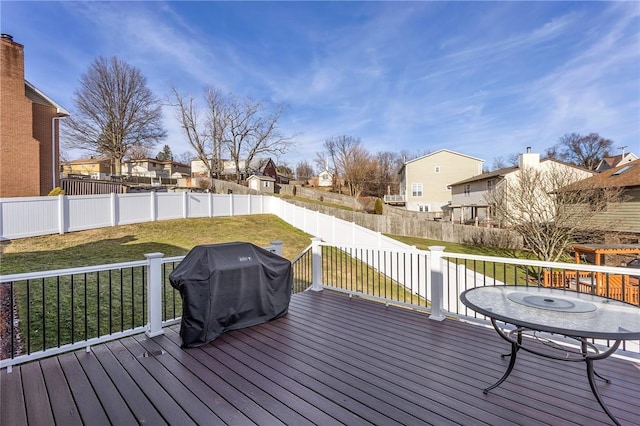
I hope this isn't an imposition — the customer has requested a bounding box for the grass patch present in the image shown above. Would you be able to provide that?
[278,194,357,212]
[386,234,545,285]
[1,215,312,275]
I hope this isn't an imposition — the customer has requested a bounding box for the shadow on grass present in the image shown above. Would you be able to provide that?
[1,236,190,275]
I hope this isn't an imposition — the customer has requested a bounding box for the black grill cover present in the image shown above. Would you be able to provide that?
[169,242,292,347]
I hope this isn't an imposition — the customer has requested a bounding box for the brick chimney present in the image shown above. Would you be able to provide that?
[0,34,43,197]
[1,34,25,94]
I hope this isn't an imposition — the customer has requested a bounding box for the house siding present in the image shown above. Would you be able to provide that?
[401,150,483,212]
[568,188,640,234]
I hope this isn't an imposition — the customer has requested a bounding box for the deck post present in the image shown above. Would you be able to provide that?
[145,252,165,337]
[429,246,446,321]
[311,237,324,291]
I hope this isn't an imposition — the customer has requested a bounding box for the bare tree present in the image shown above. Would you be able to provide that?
[127,145,153,160]
[322,136,374,198]
[174,151,195,165]
[295,160,314,182]
[168,86,212,176]
[490,153,519,171]
[64,57,166,175]
[223,95,295,183]
[277,163,293,178]
[485,163,622,262]
[550,133,614,170]
[371,151,401,196]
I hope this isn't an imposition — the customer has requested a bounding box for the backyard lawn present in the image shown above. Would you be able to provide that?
[0,215,312,275]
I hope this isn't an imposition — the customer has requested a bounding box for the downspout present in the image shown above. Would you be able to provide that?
[51,116,67,190]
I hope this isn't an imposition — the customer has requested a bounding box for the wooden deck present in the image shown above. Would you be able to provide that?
[2,290,639,425]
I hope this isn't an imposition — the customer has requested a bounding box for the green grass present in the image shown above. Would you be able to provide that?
[1,215,312,275]
[278,194,358,212]
[1,215,314,355]
[386,234,545,285]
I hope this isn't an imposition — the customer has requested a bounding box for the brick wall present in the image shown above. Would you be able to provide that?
[0,35,42,197]
[32,103,57,194]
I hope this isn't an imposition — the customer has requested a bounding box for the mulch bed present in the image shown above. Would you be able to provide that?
[0,283,22,360]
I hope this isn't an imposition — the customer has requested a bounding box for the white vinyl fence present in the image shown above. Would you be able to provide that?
[1,192,409,249]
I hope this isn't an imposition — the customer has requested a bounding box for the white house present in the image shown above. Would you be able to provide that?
[449,149,594,225]
[394,150,484,212]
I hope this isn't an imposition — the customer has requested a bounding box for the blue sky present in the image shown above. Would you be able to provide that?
[3,1,639,169]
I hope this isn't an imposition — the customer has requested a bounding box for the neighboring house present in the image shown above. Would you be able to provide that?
[449,149,593,225]
[0,34,70,197]
[191,157,278,181]
[595,152,638,173]
[309,170,334,188]
[121,158,190,179]
[561,159,640,236]
[247,174,276,194]
[61,157,112,179]
[276,173,290,185]
[393,150,484,212]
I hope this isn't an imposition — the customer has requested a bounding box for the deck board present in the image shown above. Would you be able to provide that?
[21,361,55,425]
[2,289,639,426]
[40,356,82,426]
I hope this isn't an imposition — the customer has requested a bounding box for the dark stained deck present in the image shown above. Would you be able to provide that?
[2,290,639,425]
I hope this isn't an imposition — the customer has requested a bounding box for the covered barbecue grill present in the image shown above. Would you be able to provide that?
[169,242,292,347]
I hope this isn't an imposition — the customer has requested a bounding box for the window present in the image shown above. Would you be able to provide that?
[411,183,423,197]
[487,180,494,192]
[464,185,471,197]
[263,181,270,188]
[434,166,441,173]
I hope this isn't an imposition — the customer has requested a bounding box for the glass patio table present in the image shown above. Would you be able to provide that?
[460,285,640,426]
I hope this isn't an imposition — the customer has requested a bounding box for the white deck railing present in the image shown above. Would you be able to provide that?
[2,240,638,370]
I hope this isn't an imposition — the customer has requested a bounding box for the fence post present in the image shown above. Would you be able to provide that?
[110,193,117,227]
[182,191,188,218]
[57,194,65,235]
[270,241,283,256]
[145,252,165,337]
[311,237,324,292]
[429,246,446,321]
[150,192,157,222]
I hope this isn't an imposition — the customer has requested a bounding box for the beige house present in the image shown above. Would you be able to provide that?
[394,150,484,212]
[449,150,593,225]
[61,157,112,179]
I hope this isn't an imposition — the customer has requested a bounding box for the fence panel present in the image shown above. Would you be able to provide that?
[211,194,231,216]
[0,196,59,239]
[156,192,184,221]
[67,194,112,232]
[118,193,153,224]
[186,193,210,218]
